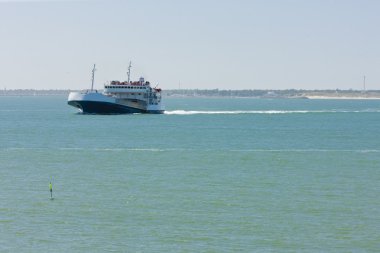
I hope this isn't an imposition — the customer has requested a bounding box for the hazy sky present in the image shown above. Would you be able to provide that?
[1,0,379,90]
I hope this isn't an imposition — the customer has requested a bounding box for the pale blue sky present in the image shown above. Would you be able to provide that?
[1,0,379,90]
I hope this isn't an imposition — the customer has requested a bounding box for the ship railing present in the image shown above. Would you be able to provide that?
[109,81,150,86]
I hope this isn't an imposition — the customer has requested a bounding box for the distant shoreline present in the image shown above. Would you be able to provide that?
[1,89,380,99]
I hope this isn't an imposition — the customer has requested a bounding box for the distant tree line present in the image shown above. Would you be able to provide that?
[1,88,380,98]
[164,89,380,98]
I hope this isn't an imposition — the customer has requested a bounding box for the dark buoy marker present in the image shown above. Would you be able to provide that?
[49,182,53,200]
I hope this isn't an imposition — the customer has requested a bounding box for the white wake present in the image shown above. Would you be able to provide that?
[164,109,380,115]
[165,110,309,115]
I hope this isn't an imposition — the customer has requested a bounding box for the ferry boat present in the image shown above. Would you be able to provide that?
[67,63,164,114]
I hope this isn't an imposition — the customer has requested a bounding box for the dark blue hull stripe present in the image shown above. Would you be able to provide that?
[68,100,163,114]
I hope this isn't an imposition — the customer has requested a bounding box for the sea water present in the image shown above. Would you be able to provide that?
[0,96,379,252]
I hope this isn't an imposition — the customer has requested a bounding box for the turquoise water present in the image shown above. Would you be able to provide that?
[0,96,379,252]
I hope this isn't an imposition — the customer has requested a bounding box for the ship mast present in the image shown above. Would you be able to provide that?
[91,64,96,91]
[363,75,366,92]
[127,61,132,83]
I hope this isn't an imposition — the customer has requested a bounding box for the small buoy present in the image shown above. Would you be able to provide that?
[49,182,53,199]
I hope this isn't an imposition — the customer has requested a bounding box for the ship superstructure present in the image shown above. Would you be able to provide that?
[68,63,164,114]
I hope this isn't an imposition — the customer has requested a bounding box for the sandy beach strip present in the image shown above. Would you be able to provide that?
[306,96,380,100]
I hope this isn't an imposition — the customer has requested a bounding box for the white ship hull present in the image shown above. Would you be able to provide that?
[68,91,164,114]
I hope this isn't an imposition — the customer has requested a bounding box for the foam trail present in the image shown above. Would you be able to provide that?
[165,109,380,115]
[165,110,310,115]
